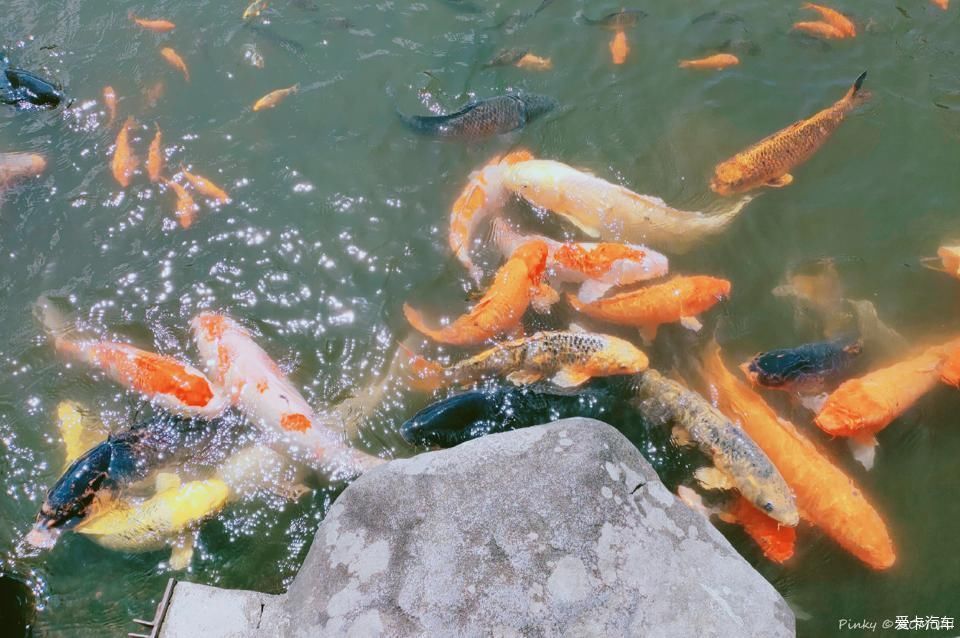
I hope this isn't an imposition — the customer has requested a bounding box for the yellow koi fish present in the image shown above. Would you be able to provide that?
[252,84,299,111]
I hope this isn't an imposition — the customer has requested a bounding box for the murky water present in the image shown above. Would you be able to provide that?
[1,1,959,635]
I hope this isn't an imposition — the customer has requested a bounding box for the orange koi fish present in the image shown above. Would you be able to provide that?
[802,3,856,37]
[449,149,534,283]
[165,180,198,229]
[711,72,868,195]
[921,245,960,280]
[181,169,230,203]
[938,340,960,387]
[130,14,176,32]
[515,53,552,71]
[191,312,383,478]
[160,48,190,82]
[102,86,117,126]
[610,30,629,64]
[0,153,46,190]
[701,341,896,570]
[404,241,549,346]
[932,0,949,9]
[147,125,164,183]
[566,275,731,343]
[678,53,740,70]
[36,299,226,419]
[252,84,298,111]
[490,218,669,303]
[792,20,847,39]
[111,117,138,188]
[677,487,796,564]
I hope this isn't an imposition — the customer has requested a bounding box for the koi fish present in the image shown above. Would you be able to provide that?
[399,94,557,140]
[801,3,856,37]
[566,275,731,343]
[449,150,534,283]
[490,218,669,303]
[165,179,198,229]
[102,86,117,126]
[0,56,64,110]
[130,14,176,32]
[160,47,190,82]
[932,0,949,9]
[243,0,269,21]
[701,341,896,569]
[403,241,549,346]
[921,245,960,279]
[516,53,552,70]
[147,124,164,183]
[143,80,165,109]
[252,84,298,111]
[677,486,796,563]
[741,336,862,395]
[181,168,230,203]
[0,152,46,195]
[36,297,227,418]
[630,370,799,526]
[406,330,648,392]
[190,312,384,479]
[111,116,138,188]
[792,20,846,39]
[711,72,869,195]
[485,48,550,70]
[582,8,647,30]
[679,53,740,70]
[610,30,629,64]
[500,159,754,253]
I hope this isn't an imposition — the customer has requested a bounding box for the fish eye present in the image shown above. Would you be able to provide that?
[763,502,774,512]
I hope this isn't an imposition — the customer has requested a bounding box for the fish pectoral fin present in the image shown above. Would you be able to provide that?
[530,283,560,314]
[638,324,659,344]
[567,321,588,333]
[551,368,592,388]
[679,316,703,332]
[848,433,878,471]
[506,370,544,385]
[556,212,602,239]
[670,426,695,448]
[798,392,829,414]
[694,466,736,491]
[919,256,948,274]
[765,174,794,188]
[577,279,614,304]
[169,537,195,571]
[155,472,182,492]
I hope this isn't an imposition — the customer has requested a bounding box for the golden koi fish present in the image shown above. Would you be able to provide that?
[500,158,754,253]
[710,72,869,195]
[678,53,740,70]
[130,13,176,32]
[253,84,298,111]
[160,47,190,82]
[165,179,198,229]
[182,168,230,203]
[111,116,138,188]
[801,3,856,37]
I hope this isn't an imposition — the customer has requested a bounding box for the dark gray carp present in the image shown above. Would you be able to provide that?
[0,51,64,110]
[399,93,557,139]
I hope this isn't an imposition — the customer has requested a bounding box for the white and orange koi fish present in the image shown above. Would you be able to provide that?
[490,218,669,302]
[449,149,534,283]
[190,312,383,479]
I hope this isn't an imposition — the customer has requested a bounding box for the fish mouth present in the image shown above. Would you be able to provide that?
[24,523,62,549]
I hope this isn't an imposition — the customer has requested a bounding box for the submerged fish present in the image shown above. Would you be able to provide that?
[491,218,669,303]
[401,383,616,448]
[630,370,799,526]
[741,336,862,395]
[404,241,550,346]
[243,0,269,21]
[701,341,896,569]
[399,94,557,140]
[165,179,199,228]
[567,275,731,343]
[516,53,552,70]
[609,30,629,64]
[252,84,298,111]
[792,20,847,39]
[102,86,117,126]
[679,53,740,70]
[449,150,534,283]
[0,52,64,110]
[710,72,869,196]
[406,330,648,391]
[130,14,176,32]
[0,152,46,195]
[181,168,230,203]
[582,8,647,30]
[160,47,190,82]
[932,0,948,9]
[500,159,755,253]
[921,245,960,280]
[801,3,856,37]
[484,48,529,68]
[147,125,164,183]
[191,312,384,479]
[111,116,138,188]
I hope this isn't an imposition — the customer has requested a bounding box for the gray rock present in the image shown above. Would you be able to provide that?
[278,418,794,638]
[159,582,281,638]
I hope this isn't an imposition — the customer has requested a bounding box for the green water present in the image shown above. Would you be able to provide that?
[1,0,959,635]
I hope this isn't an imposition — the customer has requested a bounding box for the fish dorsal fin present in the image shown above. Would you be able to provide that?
[58,401,109,467]
[155,472,182,492]
[169,536,195,571]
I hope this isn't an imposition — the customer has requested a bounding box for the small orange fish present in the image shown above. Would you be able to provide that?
[678,53,740,71]
[921,245,960,280]
[181,169,230,203]
[111,117,138,188]
[160,47,190,82]
[102,86,117,126]
[143,80,166,109]
[165,179,199,229]
[566,275,731,343]
[515,53,552,71]
[130,13,176,32]
[404,241,549,346]
[252,84,299,111]
[609,30,629,64]
[792,20,847,39]
[147,125,164,183]
[932,0,949,9]
[711,72,868,196]
[802,3,856,37]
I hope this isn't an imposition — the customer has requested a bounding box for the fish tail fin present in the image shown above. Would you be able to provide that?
[843,71,869,105]
[709,193,756,228]
[487,217,517,253]
[403,303,444,341]
[292,83,301,93]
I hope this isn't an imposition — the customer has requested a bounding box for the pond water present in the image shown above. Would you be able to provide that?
[1,0,959,636]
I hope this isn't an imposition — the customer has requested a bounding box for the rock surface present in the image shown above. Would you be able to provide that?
[279,418,794,637]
